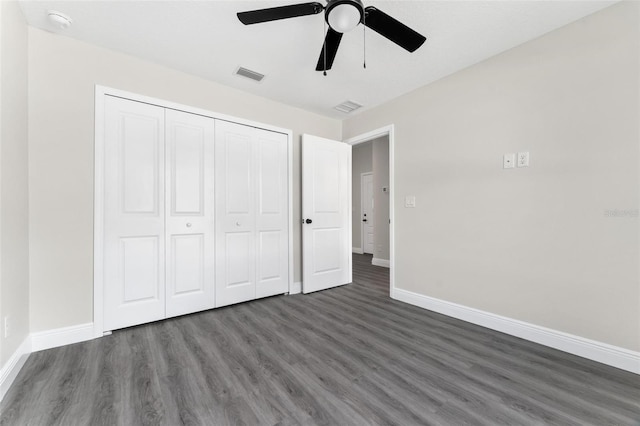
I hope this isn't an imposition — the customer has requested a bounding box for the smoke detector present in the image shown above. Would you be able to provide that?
[47,11,73,30]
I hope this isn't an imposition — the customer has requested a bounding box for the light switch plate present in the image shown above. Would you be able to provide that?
[503,153,515,169]
[405,196,416,208]
[517,151,530,167]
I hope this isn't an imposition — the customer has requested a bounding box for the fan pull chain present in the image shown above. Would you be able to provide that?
[363,11,366,69]
[323,19,327,76]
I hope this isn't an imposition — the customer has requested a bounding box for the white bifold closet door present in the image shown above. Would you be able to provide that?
[214,120,289,307]
[164,109,215,318]
[103,96,214,331]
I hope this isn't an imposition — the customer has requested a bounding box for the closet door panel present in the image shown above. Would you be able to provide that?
[215,121,256,307]
[165,109,215,317]
[255,130,289,298]
[104,96,166,331]
[121,237,161,301]
[226,231,254,286]
[225,136,252,215]
[171,234,204,292]
[256,229,285,296]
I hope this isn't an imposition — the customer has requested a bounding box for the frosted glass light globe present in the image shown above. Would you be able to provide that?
[327,3,361,33]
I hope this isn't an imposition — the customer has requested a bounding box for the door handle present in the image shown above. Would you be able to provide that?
[362,219,367,222]
[305,219,312,224]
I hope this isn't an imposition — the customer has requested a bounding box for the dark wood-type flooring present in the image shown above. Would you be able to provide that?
[1,254,639,425]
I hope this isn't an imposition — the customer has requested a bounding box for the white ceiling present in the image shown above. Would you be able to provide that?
[19,0,615,119]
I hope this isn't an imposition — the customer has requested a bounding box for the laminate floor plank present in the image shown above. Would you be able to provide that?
[2,254,639,425]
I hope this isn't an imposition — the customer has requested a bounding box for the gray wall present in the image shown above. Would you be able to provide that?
[343,2,640,351]
[27,27,341,333]
[0,1,29,368]
[352,141,372,251]
[372,137,390,262]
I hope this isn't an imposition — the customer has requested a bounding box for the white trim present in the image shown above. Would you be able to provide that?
[352,247,364,254]
[93,86,105,338]
[31,323,95,352]
[392,288,640,375]
[371,258,390,268]
[93,85,294,336]
[287,125,294,296]
[348,144,353,285]
[0,337,31,402]
[96,86,290,135]
[289,281,302,295]
[344,125,395,297]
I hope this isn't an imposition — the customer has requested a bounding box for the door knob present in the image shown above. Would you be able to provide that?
[305,219,312,224]
[186,223,192,228]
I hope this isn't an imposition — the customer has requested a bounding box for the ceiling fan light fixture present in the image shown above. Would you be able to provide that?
[237,0,426,72]
[326,0,363,33]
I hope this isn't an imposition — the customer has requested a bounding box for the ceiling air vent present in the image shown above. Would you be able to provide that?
[235,66,265,82]
[334,100,362,114]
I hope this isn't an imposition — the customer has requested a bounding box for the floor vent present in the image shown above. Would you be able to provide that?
[235,66,265,82]
[334,100,362,113]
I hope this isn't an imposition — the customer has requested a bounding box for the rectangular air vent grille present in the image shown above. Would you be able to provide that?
[235,66,265,82]
[334,100,362,113]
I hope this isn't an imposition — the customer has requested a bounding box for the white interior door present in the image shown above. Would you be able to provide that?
[215,121,290,306]
[255,128,289,299]
[361,173,374,254]
[165,109,215,318]
[215,120,256,307]
[104,96,166,330]
[302,134,352,294]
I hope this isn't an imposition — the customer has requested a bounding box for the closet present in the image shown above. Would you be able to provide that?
[101,95,289,332]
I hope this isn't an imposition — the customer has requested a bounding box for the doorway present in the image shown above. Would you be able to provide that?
[361,172,374,254]
[346,125,394,294]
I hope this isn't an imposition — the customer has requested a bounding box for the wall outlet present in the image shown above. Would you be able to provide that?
[503,153,515,169]
[4,316,10,338]
[517,151,530,167]
[405,195,416,208]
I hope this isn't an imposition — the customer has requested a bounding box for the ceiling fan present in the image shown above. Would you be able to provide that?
[237,0,426,73]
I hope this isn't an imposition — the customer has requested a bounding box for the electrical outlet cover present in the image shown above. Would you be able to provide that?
[503,153,515,169]
[517,151,530,167]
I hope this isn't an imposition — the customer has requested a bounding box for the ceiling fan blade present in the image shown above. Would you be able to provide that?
[364,6,426,52]
[315,28,343,71]
[237,2,324,25]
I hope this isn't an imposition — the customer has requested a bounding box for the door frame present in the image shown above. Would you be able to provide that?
[360,172,373,254]
[93,85,294,338]
[344,125,395,295]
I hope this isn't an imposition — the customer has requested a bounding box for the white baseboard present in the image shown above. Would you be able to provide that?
[289,281,302,295]
[0,336,31,402]
[392,288,640,375]
[372,258,390,268]
[352,247,364,254]
[31,323,95,352]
